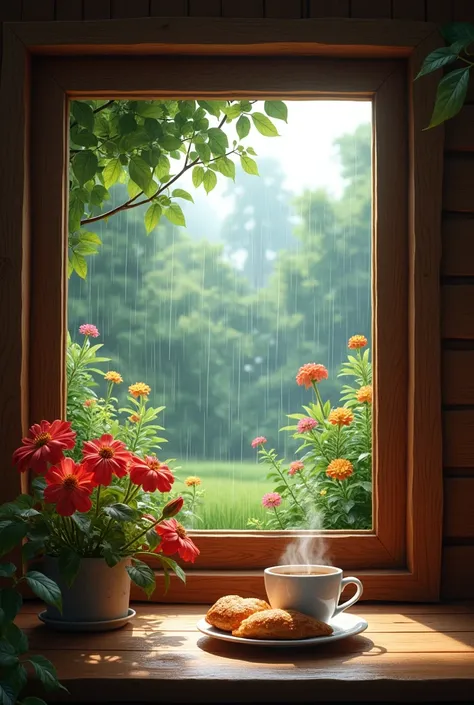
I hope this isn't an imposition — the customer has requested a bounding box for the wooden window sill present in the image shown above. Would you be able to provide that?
[20,602,474,703]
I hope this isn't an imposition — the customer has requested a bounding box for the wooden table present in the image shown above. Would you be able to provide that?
[19,602,474,702]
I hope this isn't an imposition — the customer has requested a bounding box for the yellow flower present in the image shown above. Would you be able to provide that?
[348,335,368,349]
[320,489,327,496]
[328,407,354,427]
[326,459,353,481]
[185,476,201,487]
[129,382,151,398]
[129,414,141,423]
[105,370,123,384]
[357,385,372,404]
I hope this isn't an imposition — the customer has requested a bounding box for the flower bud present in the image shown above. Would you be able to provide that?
[162,496,184,519]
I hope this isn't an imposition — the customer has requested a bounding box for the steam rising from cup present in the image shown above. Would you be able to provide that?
[279,510,329,570]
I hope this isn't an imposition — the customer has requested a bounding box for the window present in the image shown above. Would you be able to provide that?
[0,18,444,601]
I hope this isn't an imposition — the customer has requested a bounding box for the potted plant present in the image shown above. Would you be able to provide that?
[3,324,199,631]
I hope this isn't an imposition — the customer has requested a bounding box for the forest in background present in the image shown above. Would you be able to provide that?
[68,122,372,463]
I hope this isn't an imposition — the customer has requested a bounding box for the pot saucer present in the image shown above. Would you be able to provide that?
[38,607,136,632]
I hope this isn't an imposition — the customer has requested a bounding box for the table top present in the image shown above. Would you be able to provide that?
[19,601,474,702]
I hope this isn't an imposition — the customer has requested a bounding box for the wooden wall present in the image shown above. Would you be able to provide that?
[1,0,473,599]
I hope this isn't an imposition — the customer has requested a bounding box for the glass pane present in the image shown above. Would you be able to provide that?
[67,98,372,532]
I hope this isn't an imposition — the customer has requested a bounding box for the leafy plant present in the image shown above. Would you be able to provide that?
[417,22,474,127]
[68,98,287,278]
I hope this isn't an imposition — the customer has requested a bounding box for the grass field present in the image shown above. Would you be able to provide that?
[175,460,270,529]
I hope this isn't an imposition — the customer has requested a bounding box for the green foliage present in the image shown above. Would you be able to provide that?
[418,22,474,127]
[68,98,282,276]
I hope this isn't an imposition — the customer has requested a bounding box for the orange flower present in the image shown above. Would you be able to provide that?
[84,399,96,408]
[348,335,368,349]
[130,455,175,493]
[82,433,131,486]
[326,459,353,481]
[296,363,328,389]
[185,476,201,487]
[155,519,200,563]
[357,385,372,404]
[12,420,76,475]
[129,382,151,398]
[328,407,354,427]
[44,457,95,516]
[105,371,123,384]
[129,414,141,423]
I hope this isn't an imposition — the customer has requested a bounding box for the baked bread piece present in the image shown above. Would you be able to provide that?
[232,608,334,640]
[205,595,271,632]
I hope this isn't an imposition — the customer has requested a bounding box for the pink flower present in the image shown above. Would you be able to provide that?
[262,492,282,509]
[297,417,318,433]
[79,324,100,338]
[288,461,304,476]
[251,436,267,448]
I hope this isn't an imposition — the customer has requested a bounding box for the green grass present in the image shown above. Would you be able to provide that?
[174,460,270,529]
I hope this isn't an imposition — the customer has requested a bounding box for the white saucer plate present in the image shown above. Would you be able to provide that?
[38,608,136,632]
[196,611,368,648]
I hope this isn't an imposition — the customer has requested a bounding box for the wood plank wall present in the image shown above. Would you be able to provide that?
[1,0,472,599]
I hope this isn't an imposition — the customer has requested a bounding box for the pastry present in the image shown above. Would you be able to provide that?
[232,608,333,639]
[205,595,271,632]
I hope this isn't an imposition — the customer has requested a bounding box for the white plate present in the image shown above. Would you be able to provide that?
[196,611,368,648]
[38,608,136,632]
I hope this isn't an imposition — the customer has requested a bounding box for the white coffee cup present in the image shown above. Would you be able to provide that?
[264,564,363,623]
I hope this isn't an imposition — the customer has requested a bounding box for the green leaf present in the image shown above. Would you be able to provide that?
[103,503,138,522]
[214,156,236,180]
[144,202,162,233]
[79,231,102,245]
[427,67,470,128]
[240,154,259,176]
[126,559,156,598]
[0,588,22,623]
[118,112,137,135]
[0,683,15,705]
[72,128,98,148]
[203,169,217,194]
[197,100,226,117]
[223,104,242,120]
[158,555,186,583]
[4,622,28,654]
[251,112,279,137]
[156,154,170,180]
[442,22,474,48]
[136,102,163,119]
[27,655,67,692]
[164,203,186,227]
[0,521,28,557]
[25,571,62,612]
[103,157,123,189]
[195,142,211,163]
[0,641,18,668]
[416,45,462,79]
[58,549,81,588]
[71,101,94,131]
[103,544,121,568]
[0,563,16,578]
[72,150,98,186]
[129,155,152,192]
[70,251,87,279]
[264,100,288,122]
[192,165,204,188]
[160,134,182,151]
[207,127,228,156]
[236,114,251,139]
[172,188,194,203]
[68,194,84,233]
[89,184,109,206]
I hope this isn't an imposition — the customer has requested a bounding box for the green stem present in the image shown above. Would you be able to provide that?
[121,512,164,552]
[312,381,326,417]
[459,56,474,66]
[365,404,371,453]
[266,452,305,515]
[95,485,102,518]
[310,430,332,463]
[273,506,284,529]
[335,425,341,458]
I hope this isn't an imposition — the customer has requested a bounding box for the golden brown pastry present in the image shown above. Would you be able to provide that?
[232,608,334,640]
[205,595,271,632]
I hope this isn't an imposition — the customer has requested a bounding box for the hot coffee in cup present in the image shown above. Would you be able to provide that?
[264,564,363,623]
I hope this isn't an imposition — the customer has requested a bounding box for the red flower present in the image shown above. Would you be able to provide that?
[130,455,174,493]
[162,496,184,518]
[155,519,200,563]
[12,420,76,474]
[44,457,95,516]
[82,434,131,486]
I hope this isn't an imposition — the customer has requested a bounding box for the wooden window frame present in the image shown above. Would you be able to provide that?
[0,17,443,602]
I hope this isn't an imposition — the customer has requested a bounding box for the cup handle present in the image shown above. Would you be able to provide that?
[333,577,363,617]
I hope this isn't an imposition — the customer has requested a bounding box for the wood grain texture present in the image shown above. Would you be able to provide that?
[264,0,303,18]
[442,216,474,276]
[111,0,150,17]
[55,0,83,20]
[351,0,391,17]
[189,0,221,16]
[222,0,264,16]
[444,477,474,537]
[442,286,474,339]
[83,0,111,19]
[149,0,187,15]
[442,546,474,598]
[309,0,349,16]
[16,603,474,702]
[442,350,474,404]
[445,107,474,152]
[425,0,452,22]
[443,155,474,213]
[392,0,425,20]
[21,0,55,19]
[444,410,474,467]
